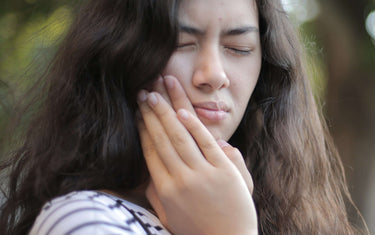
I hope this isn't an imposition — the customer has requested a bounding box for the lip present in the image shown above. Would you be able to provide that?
[193,101,229,121]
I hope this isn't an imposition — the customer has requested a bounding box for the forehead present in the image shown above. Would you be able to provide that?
[178,0,259,26]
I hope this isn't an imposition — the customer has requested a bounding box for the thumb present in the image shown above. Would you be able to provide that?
[217,140,254,194]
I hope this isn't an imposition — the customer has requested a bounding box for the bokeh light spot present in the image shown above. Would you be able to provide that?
[281,0,320,25]
[365,11,375,41]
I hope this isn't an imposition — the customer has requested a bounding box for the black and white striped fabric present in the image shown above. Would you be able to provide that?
[29,191,171,235]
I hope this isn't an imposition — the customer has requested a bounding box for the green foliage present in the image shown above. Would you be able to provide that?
[0,1,73,156]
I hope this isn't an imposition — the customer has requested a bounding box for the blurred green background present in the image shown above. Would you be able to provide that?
[0,0,374,233]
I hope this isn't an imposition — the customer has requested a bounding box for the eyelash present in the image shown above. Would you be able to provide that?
[176,43,252,56]
[176,43,195,49]
[226,47,252,56]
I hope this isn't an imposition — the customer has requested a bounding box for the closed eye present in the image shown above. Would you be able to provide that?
[225,47,252,56]
[176,43,196,50]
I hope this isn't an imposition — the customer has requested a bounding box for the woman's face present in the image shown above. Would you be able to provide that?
[162,0,262,141]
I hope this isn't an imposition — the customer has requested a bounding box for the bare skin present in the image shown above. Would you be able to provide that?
[128,0,261,232]
[137,76,257,235]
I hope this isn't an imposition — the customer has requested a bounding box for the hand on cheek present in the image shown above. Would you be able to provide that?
[151,76,172,106]
[152,75,197,116]
[143,75,198,230]
[137,90,257,235]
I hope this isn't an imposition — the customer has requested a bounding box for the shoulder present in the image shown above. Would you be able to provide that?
[29,190,170,235]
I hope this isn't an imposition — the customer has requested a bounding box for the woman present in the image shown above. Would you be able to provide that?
[0,0,363,234]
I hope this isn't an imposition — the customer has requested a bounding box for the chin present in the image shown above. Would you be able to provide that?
[206,127,229,142]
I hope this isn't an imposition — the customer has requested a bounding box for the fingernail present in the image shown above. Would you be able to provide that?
[138,90,148,102]
[178,109,189,120]
[148,93,158,106]
[217,139,230,147]
[164,76,174,89]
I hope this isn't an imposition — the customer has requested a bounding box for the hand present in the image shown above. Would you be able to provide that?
[151,75,197,116]
[151,76,254,194]
[144,76,255,229]
[145,138,255,232]
[137,77,257,235]
[145,75,197,229]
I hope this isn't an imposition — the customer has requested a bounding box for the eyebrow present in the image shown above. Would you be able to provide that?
[179,25,204,35]
[179,24,259,36]
[223,26,259,36]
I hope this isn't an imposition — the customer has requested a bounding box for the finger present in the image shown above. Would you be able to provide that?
[163,75,196,116]
[146,181,169,228]
[138,90,192,173]
[143,91,209,169]
[137,120,170,183]
[152,75,172,106]
[176,108,230,167]
[217,140,254,194]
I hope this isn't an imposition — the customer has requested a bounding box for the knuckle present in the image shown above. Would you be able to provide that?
[171,131,187,147]
[174,171,196,191]
[151,131,168,146]
[200,140,217,151]
[226,147,244,163]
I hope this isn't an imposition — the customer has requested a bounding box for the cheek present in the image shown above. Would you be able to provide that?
[162,53,193,84]
[231,82,253,113]
[230,68,259,100]
[229,66,260,113]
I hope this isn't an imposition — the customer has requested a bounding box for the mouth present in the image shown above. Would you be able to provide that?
[193,101,229,122]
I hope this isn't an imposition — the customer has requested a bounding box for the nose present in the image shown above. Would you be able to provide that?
[192,47,230,91]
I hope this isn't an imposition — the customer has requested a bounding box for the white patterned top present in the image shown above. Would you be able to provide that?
[29,190,171,235]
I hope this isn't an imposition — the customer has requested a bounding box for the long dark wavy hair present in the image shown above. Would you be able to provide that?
[0,0,364,234]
